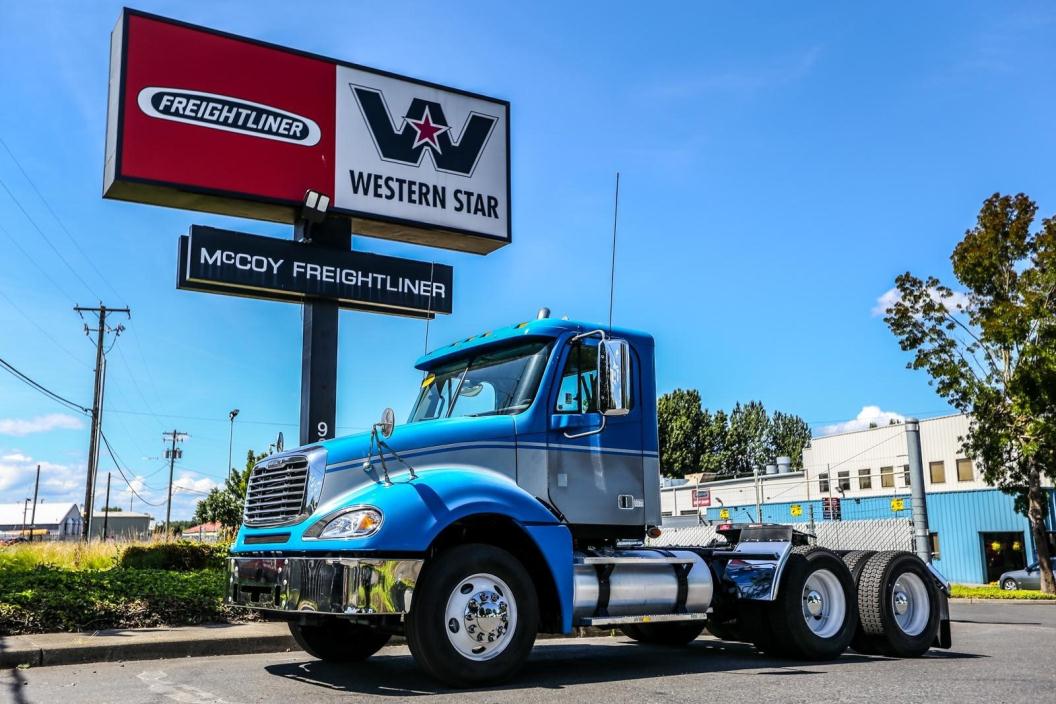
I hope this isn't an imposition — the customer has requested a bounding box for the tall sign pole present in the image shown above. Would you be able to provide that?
[905,418,932,562]
[296,216,351,446]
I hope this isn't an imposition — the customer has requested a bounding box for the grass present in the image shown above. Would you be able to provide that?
[0,540,123,571]
[951,584,1056,600]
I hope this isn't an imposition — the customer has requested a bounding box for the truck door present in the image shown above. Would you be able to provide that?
[545,337,645,527]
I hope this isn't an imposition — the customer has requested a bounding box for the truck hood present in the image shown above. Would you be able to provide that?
[313,414,517,507]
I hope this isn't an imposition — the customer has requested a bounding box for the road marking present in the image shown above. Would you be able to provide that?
[136,670,238,704]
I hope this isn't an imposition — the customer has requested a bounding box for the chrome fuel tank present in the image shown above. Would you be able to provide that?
[571,549,714,623]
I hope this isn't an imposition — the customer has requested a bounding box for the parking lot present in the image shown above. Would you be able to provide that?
[4,602,1054,704]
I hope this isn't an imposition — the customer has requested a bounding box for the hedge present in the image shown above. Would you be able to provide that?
[119,541,229,571]
[0,566,254,636]
[951,584,1056,600]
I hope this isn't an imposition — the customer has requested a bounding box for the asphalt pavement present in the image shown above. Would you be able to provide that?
[3,602,1053,704]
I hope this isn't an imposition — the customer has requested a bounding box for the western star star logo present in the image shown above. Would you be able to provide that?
[406,106,448,151]
[351,85,498,177]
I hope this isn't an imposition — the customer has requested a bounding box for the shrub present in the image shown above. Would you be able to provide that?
[119,541,229,571]
[951,584,1056,600]
[0,566,253,636]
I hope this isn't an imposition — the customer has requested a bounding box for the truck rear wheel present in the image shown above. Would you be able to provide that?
[856,551,940,658]
[620,620,705,645]
[405,544,538,687]
[764,547,857,660]
[288,618,391,662]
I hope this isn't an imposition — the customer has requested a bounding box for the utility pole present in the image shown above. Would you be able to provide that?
[29,464,40,542]
[163,430,188,539]
[227,409,239,481]
[101,472,112,541]
[74,303,130,541]
[21,498,30,538]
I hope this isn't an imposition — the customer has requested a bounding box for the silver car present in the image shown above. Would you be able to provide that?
[999,559,1055,590]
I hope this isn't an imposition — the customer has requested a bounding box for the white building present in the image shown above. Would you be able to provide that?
[0,502,82,540]
[659,414,1055,584]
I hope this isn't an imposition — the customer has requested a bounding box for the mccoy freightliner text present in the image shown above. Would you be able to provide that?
[229,313,952,687]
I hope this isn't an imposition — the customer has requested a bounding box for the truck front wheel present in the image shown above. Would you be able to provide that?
[405,544,539,687]
[288,618,391,661]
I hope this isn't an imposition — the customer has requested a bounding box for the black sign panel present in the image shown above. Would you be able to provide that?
[177,226,453,318]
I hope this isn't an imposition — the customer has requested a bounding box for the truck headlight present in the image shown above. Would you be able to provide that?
[309,508,383,539]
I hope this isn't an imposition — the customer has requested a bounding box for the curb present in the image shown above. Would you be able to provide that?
[0,625,296,669]
[0,624,616,670]
[950,597,1056,605]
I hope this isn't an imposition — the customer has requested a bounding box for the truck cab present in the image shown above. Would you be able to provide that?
[229,313,950,687]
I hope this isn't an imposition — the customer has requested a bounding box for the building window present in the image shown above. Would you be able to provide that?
[838,470,851,492]
[956,458,974,482]
[678,508,697,516]
[661,511,672,517]
[858,468,872,490]
[902,465,911,486]
[881,466,894,488]
[929,461,946,484]
[930,532,941,560]
[818,472,829,494]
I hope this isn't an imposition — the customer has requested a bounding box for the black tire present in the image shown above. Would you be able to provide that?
[620,620,705,645]
[405,544,538,687]
[288,618,391,662]
[840,550,883,655]
[1001,578,1019,591]
[763,546,857,660]
[857,551,940,658]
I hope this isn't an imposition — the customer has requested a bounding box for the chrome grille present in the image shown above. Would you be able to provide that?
[243,455,310,527]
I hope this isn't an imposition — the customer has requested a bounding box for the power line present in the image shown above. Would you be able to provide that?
[0,220,79,303]
[99,431,166,507]
[0,286,89,368]
[0,137,123,303]
[0,174,102,301]
[0,354,90,415]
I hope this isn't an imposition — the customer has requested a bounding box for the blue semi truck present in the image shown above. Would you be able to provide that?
[228,311,951,686]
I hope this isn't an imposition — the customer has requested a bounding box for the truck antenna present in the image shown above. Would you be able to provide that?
[607,172,620,330]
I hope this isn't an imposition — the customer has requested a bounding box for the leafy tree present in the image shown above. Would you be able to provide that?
[768,411,812,469]
[657,389,705,476]
[725,401,771,475]
[698,409,729,474]
[193,448,269,530]
[884,192,1056,593]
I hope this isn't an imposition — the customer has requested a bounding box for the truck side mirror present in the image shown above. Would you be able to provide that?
[598,339,631,416]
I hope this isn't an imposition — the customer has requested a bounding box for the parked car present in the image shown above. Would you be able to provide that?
[999,559,1056,590]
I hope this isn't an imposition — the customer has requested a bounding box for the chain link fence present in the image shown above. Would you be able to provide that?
[655,458,919,552]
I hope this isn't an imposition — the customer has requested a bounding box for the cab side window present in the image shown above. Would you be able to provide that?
[555,341,599,413]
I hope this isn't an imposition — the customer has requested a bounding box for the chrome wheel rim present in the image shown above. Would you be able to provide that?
[801,568,846,639]
[444,572,516,661]
[1002,579,1017,591]
[891,571,930,636]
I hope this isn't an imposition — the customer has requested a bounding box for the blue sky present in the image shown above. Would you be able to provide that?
[1,1,1054,519]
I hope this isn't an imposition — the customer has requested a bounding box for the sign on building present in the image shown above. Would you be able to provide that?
[890,497,906,512]
[822,496,842,520]
[178,226,453,318]
[104,9,511,254]
[691,489,711,508]
[790,503,803,517]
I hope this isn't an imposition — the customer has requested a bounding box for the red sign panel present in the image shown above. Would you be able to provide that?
[104,10,510,254]
[692,489,711,508]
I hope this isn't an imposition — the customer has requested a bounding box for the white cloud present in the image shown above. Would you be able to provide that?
[0,452,83,500]
[871,287,972,317]
[819,406,906,436]
[0,413,85,437]
[172,472,218,495]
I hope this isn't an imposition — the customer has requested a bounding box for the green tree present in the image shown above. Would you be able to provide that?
[657,389,705,476]
[698,409,729,474]
[193,448,269,530]
[884,192,1056,593]
[768,411,812,469]
[725,401,771,475]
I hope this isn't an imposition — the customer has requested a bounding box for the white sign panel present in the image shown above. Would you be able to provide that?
[335,67,510,251]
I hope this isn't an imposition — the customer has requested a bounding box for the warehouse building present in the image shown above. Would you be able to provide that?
[0,502,82,540]
[89,511,154,541]
[660,414,1056,585]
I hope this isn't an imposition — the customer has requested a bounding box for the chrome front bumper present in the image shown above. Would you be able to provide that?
[227,556,422,615]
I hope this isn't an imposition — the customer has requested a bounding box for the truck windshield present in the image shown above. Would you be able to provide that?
[409,340,553,422]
